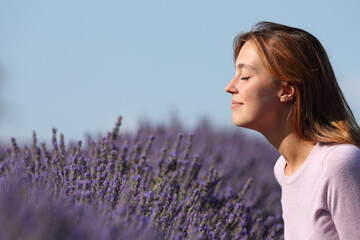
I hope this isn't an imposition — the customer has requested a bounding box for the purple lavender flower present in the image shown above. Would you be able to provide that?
[0,116,283,239]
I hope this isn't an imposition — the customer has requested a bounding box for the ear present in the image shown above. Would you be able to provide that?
[279,83,295,102]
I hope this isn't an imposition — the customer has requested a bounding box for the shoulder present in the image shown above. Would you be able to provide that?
[274,155,285,183]
[320,143,360,178]
[319,144,360,222]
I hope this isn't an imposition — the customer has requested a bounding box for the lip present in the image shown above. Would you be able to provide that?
[231,100,243,109]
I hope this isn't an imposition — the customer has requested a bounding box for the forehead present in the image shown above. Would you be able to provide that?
[235,41,263,71]
[236,63,258,72]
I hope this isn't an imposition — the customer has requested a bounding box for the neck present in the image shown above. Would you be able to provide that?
[262,125,315,176]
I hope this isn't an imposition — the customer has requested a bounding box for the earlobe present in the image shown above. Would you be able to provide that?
[281,96,290,102]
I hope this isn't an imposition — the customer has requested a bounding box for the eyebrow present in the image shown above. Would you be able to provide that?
[236,63,258,72]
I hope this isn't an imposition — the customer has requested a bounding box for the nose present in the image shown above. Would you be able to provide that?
[225,77,238,94]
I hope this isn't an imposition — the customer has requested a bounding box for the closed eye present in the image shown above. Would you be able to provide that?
[240,77,250,80]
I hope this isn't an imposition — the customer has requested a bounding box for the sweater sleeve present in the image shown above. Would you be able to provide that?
[322,145,360,239]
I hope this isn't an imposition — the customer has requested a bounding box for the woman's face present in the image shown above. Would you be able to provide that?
[225,40,283,133]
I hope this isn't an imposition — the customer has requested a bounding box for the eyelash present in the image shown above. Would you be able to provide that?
[240,77,250,80]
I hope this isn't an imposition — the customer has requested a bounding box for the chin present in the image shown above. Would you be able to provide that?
[232,115,257,130]
[232,116,246,128]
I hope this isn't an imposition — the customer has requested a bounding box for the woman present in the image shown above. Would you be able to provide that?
[225,21,360,239]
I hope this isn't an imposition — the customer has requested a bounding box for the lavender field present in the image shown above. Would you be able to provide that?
[0,116,284,239]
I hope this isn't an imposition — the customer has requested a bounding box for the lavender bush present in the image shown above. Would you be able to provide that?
[0,116,283,239]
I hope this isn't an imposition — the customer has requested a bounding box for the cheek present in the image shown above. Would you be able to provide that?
[241,83,278,113]
[240,83,265,107]
[239,83,254,101]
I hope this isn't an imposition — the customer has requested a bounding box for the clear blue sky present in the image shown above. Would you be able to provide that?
[1,0,360,143]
